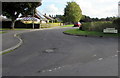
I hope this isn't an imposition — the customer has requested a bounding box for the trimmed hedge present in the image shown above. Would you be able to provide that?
[41,23,63,28]
[82,21,117,32]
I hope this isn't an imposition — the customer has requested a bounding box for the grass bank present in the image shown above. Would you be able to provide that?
[0,28,33,31]
[41,23,63,28]
[0,31,7,34]
[64,29,119,37]
[61,24,74,27]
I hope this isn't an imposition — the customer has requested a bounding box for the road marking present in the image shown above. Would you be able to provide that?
[93,54,97,57]
[114,55,118,57]
[40,66,64,73]
[98,58,103,61]
[116,51,120,53]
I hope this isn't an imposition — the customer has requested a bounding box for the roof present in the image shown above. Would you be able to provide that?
[43,15,54,20]
[17,16,39,21]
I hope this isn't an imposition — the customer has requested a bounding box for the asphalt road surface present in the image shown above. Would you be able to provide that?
[2,28,118,76]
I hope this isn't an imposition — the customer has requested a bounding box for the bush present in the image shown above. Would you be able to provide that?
[82,21,117,32]
[41,23,63,28]
[113,18,120,29]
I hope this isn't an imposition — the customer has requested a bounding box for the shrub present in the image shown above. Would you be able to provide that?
[41,23,63,28]
[113,18,120,29]
[82,21,117,32]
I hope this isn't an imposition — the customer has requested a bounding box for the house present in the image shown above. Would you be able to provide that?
[43,14,54,23]
[34,11,48,23]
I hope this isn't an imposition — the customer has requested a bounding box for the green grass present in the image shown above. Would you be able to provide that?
[0,31,7,34]
[0,50,14,55]
[0,28,33,31]
[61,24,74,27]
[41,23,63,28]
[64,29,119,37]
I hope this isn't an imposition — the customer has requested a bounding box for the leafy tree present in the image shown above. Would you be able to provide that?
[113,18,120,31]
[55,15,65,23]
[64,2,82,23]
[2,2,41,29]
[81,15,92,22]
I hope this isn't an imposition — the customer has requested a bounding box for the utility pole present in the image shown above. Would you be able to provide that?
[32,9,35,29]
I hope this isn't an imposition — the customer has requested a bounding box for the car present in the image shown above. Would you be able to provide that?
[73,22,81,27]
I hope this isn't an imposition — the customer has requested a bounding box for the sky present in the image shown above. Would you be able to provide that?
[37,0,119,18]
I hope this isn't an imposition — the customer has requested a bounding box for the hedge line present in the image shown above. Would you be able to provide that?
[82,21,117,32]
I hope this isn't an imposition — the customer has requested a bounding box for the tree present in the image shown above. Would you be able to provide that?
[2,2,41,29]
[81,15,92,22]
[113,18,120,31]
[64,2,82,23]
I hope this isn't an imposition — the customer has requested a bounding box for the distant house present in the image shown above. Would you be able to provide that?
[43,14,54,23]
[34,11,48,23]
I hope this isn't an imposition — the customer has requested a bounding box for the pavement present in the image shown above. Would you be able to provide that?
[2,27,118,76]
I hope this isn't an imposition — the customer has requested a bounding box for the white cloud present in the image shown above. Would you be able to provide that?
[76,0,119,18]
[38,4,63,15]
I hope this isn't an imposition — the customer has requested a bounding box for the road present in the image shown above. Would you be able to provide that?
[2,27,118,76]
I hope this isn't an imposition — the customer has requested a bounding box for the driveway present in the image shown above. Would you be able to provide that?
[2,27,118,76]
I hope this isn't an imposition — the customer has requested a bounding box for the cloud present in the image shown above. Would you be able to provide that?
[76,0,119,18]
[37,0,119,18]
[37,4,63,15]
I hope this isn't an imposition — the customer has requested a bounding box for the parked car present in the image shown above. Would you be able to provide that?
[73,22,81,27]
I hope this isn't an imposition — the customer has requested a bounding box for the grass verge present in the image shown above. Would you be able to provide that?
[0,31,7,34]
[0,50,14,55]
[61,24,74,27]
[0,28,33,31]
[64,29,119,37]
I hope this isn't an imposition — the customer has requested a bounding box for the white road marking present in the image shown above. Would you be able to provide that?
[114,55,118,57]
[116,51,120,53]
[98,58,103,61]
[93,54,97,57]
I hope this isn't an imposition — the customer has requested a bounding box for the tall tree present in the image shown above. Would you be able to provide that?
[64,2,82,23]
[2,2,42,29]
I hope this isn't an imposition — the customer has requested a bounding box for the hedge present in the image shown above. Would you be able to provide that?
[82,21,117,32]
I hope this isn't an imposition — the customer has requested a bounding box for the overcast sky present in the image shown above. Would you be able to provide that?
[37,0,119,18]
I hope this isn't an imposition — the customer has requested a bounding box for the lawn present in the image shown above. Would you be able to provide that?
[0,28,33,31]
[64,29,119,37]
[61,24,74,27]
[0,31,6,34]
